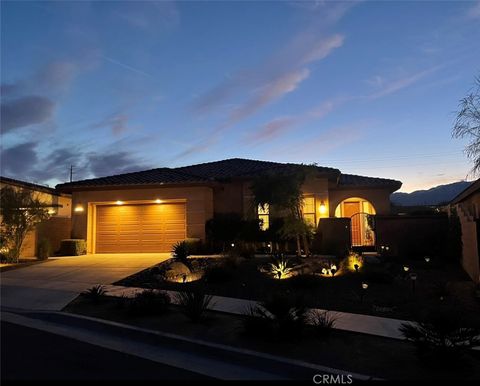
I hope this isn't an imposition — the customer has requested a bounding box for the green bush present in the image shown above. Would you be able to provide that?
[37,238,50,260]
[58,239,87,256]
[127,290,170,316]
[176,289,215,322]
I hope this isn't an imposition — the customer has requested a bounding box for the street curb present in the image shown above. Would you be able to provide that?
[4,309,379,381]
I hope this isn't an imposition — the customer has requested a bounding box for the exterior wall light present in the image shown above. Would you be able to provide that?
[231,243,235,247]
[48,209,56,215]
[424,256,430,263]
[74,205,84,212]
[116,200,124,205]
[403,266,410,272]
[155,199,162,204]
[319,201,327,214]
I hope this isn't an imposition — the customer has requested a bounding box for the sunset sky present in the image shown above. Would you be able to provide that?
[1,1,479,192]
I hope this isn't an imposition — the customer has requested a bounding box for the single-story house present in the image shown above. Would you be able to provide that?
[56,158,402,254]
[0,176,72,257]
[450,179,480,283]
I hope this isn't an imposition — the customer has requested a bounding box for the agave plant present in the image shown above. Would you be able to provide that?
[81,285,107,303]
[243,292,308,338]
[268,254,294,279]
[399,307,480,366]
[175,289,215,322]
[308,310,337,337]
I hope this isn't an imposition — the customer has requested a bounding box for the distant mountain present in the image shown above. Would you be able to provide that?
[391,181,473,206]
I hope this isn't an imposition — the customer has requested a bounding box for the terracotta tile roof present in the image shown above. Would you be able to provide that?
[175,158,339,180]
[338,173,402,190]
[55,168,207,189]
[55,158,401,191]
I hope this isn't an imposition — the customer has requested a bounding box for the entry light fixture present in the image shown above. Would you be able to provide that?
[74,205,84,212]
[362,282,369,290]
[403,266,410,272]
[424,256,431,263]
[319,201,327,214]
[116,200,124,205]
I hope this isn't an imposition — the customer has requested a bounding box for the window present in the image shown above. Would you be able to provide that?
[258,204,269,230]
[302,196,316,227]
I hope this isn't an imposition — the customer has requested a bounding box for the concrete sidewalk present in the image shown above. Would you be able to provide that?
[102,284,407,340]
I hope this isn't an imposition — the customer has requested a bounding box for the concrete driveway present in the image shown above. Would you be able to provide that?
[1,254,170,311]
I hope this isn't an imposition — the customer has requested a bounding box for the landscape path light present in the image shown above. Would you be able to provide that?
[361,282,369,302]
[409,272,417,293]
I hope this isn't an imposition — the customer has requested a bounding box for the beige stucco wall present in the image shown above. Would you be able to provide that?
[453,192,480,283]
[236,176,331,223]
[70,185,214,253]
[0,181,71,258]
[328,188,392,216]
[0,181,71,218]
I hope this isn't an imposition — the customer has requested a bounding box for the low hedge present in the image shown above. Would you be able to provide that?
[58,239,87,256]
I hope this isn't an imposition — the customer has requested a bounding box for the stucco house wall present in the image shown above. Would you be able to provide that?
[329,188,392,216]
[0,177,72,258]
[451,183,480,283]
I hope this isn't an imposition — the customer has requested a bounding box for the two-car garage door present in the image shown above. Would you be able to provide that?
[95,203,186,253]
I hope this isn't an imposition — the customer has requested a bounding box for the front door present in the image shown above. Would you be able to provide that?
[343,201,361,246]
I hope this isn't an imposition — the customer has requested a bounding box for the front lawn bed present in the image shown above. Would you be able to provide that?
[64,294,480,381]
[114,255,480,324]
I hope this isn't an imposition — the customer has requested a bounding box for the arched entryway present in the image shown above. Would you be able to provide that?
[335,197,376,247]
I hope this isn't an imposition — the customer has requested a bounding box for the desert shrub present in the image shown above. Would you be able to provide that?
[81,285,107,303]
[267,254,295,279]
[203,264,235,284]
[243,293,308,339]
[127,290,170,316]
[308,310,337,337]
[58,239,87,256]
[37,238,50,260]
[288,274,322,289]
[361,264,394,284]
[176,289,215,322]
[399,307,480,367]
[242,306,273,337]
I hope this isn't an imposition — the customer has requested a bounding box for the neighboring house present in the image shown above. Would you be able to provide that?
[56,158,401,254]
[0,176,72,257]
[450,179,480,283]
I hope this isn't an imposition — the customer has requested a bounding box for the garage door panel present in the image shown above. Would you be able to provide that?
[95,203,186,253]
